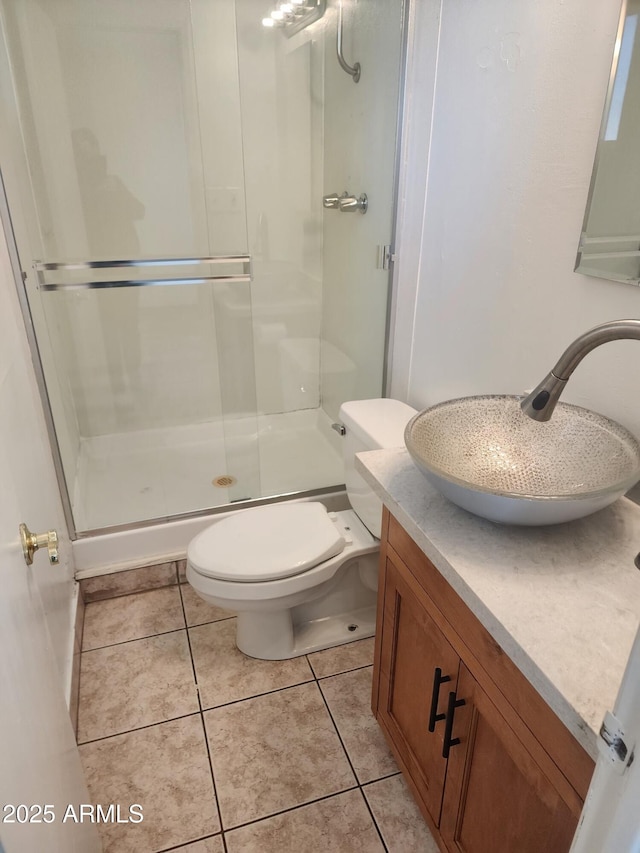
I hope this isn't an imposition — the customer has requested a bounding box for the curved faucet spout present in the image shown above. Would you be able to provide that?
[521,319,640,421]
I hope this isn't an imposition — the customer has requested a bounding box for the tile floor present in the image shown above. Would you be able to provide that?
[77,582,440,853]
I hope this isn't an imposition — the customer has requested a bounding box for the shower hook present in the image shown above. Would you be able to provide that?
[337,0,360,82]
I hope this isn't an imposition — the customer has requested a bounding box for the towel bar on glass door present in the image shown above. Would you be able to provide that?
[33,255,252,291]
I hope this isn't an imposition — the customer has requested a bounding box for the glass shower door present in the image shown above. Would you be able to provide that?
[233,0,407,497]
[1,0,409,534]
[0,0,261,531]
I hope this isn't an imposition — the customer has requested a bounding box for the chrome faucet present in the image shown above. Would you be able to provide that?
[521,319,640,421]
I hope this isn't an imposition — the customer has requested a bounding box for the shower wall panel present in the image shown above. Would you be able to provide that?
[321,0,404,420]
[191,0,248,255]
[2,0,263,439]
[52,2,222,437]
[236,1,324,415]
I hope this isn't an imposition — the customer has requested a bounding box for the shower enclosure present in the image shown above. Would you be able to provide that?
[0,0,406,535]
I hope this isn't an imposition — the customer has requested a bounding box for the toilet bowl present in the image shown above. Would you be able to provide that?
[187,398,417,660]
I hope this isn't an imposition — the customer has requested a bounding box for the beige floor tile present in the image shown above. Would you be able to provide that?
[180,582,235,627]
[178,559,187,583]
[319,666,398,783]
[364,774,440,853]
[80,715,220,853]
[81,562,177,602]
[307,637,375,678]
[225,790,385,853]
[190,619,313,709]
[170,836,224,853]
[82,586,186,650]
[204,682,356,828]
[78,631,199,742]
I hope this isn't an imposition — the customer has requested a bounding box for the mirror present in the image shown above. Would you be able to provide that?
[576,0,640,285]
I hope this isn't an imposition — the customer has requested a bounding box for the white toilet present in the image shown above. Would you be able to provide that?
[186,398,417,660]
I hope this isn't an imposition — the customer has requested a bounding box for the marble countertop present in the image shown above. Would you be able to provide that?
[356,448,640,760]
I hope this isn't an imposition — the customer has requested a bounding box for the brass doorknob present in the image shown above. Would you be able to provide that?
[19,523,59,566]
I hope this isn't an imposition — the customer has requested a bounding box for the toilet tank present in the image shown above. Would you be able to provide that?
[339,398,417,538]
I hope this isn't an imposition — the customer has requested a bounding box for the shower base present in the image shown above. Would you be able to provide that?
[73,408,343,532]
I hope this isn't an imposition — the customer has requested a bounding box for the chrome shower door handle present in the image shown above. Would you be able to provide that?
[338,193,368,214]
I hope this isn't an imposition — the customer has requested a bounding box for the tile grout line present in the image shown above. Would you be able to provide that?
[312,660,378,681]
[222,784,362,834]
[156,832,222,853]
[82,581,180,606]
[210,765,400,837]
[196,657,375,717]
[178,583,203,690]
[178,582,229,853]
[198,714,229,853]
[308,656,391,853]
[80,580,233,652]
[82,618,235,654]
[77,711,202,747]
[82,625,191,654]
[158,781,394,849]
[199,673,315,714]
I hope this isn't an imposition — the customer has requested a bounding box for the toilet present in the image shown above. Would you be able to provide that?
[186,398,417,660]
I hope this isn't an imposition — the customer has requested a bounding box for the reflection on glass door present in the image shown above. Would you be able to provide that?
[0,0,262,531]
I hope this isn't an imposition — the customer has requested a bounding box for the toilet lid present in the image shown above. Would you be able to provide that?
[188,502,346,582]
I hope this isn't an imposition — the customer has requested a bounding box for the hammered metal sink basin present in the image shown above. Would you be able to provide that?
[404,395,640,526]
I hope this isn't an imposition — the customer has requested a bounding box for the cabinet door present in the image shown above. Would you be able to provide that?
[377,554,460,826]
[440,663,582,853]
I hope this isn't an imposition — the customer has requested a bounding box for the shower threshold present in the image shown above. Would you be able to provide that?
[73,407,343,532]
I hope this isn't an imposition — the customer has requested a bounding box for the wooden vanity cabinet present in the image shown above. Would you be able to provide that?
[376,554,460,823]
[372,509,595,853]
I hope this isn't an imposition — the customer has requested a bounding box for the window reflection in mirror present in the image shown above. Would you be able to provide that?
[576,0,640,285]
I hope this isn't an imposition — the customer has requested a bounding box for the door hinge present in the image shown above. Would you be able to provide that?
[377,244,395,270]
[598,710,635,774]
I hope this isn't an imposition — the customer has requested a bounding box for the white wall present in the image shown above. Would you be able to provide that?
[391,0,640,442]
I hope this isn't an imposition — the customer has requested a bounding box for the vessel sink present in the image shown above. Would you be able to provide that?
[404,395,640,526]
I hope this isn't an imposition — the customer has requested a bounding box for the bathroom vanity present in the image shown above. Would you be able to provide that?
[357,449,640,853]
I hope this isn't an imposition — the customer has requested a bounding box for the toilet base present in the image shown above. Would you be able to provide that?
[236,603,377,660]
[187,511,380,660]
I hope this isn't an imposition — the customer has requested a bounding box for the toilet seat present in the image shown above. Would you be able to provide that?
[188,502,346,582]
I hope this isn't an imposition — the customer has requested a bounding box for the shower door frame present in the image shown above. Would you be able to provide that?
[1,168,77,536]
[1,0,413,541]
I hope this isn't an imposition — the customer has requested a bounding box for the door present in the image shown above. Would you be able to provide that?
[377,553,460,826]
[440,663,582,853]
[570,626,640,853]
[0,198,101,851]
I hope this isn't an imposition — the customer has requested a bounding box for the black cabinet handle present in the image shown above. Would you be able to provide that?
[442,690,466,759]
[428,667,451,732]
